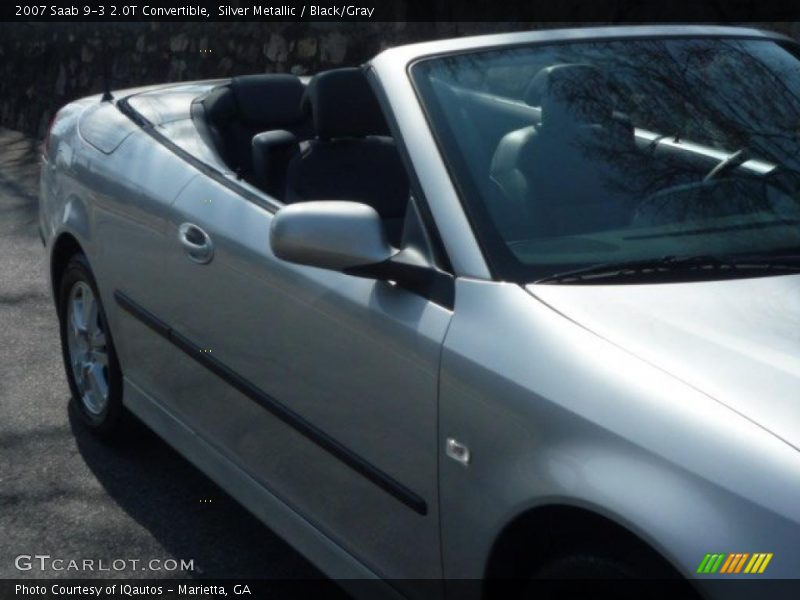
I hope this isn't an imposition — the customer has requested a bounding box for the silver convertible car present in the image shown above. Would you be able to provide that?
[39,25,800,597]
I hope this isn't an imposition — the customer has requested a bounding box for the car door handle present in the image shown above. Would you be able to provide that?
[178,223,214,264]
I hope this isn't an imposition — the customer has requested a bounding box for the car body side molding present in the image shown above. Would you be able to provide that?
[113,289,429,516]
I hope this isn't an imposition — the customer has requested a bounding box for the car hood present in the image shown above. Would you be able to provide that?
[527,274,800,451]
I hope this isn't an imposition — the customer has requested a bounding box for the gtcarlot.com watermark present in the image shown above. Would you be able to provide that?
[14,554,194,573]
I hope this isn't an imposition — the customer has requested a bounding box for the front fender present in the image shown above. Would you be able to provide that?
[438,280,800,591]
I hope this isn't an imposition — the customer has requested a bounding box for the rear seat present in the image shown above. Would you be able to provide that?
[194,74,310,178]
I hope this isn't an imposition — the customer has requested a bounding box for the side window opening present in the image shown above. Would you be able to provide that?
[252,68,411,247]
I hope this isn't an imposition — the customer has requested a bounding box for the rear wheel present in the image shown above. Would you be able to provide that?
[58,253,124,438]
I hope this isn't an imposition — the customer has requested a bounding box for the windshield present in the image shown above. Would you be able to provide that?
[412,36,800,283]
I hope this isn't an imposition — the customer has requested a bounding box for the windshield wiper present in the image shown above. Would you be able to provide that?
[534,254,800,284]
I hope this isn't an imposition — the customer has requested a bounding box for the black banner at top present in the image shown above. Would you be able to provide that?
[4,0,800,22]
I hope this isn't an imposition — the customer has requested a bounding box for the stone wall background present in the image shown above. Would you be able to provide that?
[1,21,797,138]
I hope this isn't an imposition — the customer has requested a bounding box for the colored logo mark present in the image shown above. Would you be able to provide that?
[696,552,773,574]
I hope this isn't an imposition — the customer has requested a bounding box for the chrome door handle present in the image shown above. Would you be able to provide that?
[178,223,214,264]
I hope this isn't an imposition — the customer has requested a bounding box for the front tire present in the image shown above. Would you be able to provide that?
[523,551,698,600]
[532,553,636,579]
[57,253,124,438]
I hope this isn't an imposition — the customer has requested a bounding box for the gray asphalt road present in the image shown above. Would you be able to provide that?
[0,128,341,590]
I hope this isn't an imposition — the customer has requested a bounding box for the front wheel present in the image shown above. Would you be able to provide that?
[523,552,699,600]
[58,253,124,438]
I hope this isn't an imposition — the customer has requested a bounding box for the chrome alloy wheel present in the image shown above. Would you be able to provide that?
[65,281,109,415]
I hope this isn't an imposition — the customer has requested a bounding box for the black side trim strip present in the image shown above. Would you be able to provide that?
[114,290,428,516]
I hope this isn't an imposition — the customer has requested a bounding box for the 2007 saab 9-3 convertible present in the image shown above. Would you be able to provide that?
[39,25,800,597]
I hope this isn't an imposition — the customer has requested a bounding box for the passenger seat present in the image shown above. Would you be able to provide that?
[251,129,299,199]
[283,68,409,244]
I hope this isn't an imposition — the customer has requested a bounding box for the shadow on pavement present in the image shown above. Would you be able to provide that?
[68,400,344,589]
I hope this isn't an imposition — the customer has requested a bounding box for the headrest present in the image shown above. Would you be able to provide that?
[524,64,613,129]
[203,86,237,124]
[301,68,390,140]
[231,74,305,127]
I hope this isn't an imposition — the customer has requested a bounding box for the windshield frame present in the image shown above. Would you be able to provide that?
[408,31,800,284]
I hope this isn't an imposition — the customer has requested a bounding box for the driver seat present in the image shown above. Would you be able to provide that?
[491,64,635,237]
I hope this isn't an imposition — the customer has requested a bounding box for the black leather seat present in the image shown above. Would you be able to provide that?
[252,129,299,199]
[283,68,409,241]
[199,74,309,176]
[490,64,635,237]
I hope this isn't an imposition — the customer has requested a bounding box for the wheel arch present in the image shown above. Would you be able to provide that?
[482,503,694,595]
[50,232,86,310]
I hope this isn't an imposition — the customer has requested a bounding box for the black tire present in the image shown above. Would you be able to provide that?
[524,552,698,600]
[57,253,125,439]
[533,553,636,579]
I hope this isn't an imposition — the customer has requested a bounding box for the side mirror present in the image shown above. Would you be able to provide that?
[270,201,395,272]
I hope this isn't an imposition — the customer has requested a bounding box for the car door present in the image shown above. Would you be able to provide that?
[143,173,451,587]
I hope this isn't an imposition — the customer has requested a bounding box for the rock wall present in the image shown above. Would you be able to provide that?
[0,21,533,137]
[0,21,796,137]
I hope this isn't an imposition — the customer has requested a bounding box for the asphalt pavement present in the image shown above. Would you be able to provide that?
[0,128,340,590]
